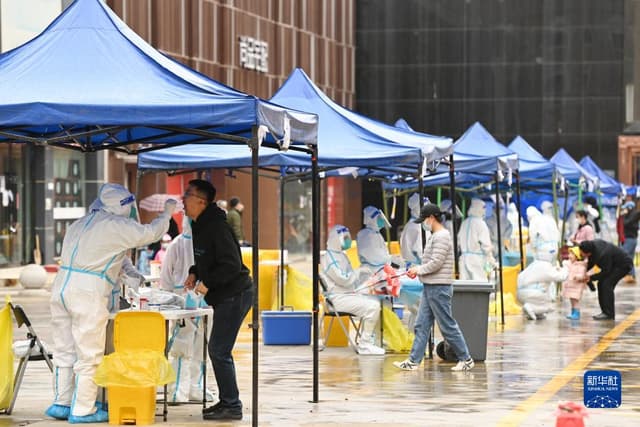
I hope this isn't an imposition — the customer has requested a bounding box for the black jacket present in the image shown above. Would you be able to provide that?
[622,209,640,239]
[189,204,252,306]
[584,239,633,280]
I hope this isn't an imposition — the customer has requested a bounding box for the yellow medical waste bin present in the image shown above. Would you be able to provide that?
[108,312,165,426]
[323,315,349,347]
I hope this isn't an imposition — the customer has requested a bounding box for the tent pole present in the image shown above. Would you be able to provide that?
[552,170,559,225]
[561,182,570,252]
[494,171,505,325]
[449,154,459,278]
[279,171,285,309]
[250,128,260,427]
[515,171,524,271]
[311,145,320,403]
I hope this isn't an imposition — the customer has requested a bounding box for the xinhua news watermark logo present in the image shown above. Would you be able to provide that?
[584,370,621,408]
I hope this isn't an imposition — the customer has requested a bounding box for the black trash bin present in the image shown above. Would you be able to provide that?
[450,280,495,361]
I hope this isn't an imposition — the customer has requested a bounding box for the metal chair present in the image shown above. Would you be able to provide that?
[318,274,363,351]
[4,303,54,415]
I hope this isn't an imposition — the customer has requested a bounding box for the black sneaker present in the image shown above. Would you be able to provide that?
[202,405,242,421]
[202,401,224,415]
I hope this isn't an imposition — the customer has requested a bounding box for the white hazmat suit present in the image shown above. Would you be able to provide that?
[160,217,212,403]
[356,206,392,274]
[458,199,495,281]
[516,205,564,320]
[400,194,424,267]
[484,197,513,259]
[321,225,385,355]
[47,184,174,422]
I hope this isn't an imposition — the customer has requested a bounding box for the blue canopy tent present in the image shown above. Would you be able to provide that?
[0,0,319,422]
[579,155,624,196]
[550,149,598,188]
[390,122,518,189]
[508,136,556,185]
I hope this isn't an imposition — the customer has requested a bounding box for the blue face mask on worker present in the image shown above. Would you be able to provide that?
[337,226,352,250]
[375,215,387,230]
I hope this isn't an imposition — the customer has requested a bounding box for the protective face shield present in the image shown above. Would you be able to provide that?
[98,183,139,220]
[363,206,390,230]
[336,226,352,250]
[408,193,422,218]
[327,224,351,251]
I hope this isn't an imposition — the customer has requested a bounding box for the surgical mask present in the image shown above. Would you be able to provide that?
[129,205,138,220]
[422,221,432,233]
[376,217,387,229]
[341,237,352,250]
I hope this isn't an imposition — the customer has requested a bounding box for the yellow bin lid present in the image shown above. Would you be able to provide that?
[113,311,165,352]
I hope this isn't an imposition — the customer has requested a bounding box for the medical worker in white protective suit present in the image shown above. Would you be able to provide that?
[400,194,425,268]
[160,216,214,403]
[356,206,393,275]
[458,198,495,280]
[484,197,513,260]
[46,184,175,423]
[439,199,461,237]
[321,225,385,355]
[516,205,566,320]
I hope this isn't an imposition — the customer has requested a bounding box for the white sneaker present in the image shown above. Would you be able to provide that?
[393,358,419,370]
[357,343,385,355]
[451,358,474,371]
[523,303,537,320]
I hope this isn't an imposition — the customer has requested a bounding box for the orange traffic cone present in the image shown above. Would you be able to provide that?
[555,401,588,427]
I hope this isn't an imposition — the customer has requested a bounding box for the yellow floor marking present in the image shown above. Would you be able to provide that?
[496,308,640,427]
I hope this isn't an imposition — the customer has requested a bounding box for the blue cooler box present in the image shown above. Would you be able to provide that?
[261,310,311,345]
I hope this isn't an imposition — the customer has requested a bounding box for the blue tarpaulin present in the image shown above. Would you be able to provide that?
[0,0,318,151]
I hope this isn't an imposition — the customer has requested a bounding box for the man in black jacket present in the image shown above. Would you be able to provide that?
[579,239,633,320]
[183,179,253,421]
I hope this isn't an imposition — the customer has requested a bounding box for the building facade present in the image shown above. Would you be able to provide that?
[357,0,625,179]
[106,0,358,251]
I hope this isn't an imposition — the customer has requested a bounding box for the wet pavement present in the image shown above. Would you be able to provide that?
[1,280,639,426]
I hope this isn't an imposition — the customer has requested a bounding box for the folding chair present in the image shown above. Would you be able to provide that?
[5,303,54,415]
[318,274,363,351]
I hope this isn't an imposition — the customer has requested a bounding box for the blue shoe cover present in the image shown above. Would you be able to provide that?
[68,409,109,424]
[95,400,107,411]
[45,404,71,420]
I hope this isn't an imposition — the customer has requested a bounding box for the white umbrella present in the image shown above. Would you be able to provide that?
[138,194,183,212]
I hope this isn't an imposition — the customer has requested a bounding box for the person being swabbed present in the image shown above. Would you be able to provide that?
[321,225,385,355]
[160,216,214,403]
